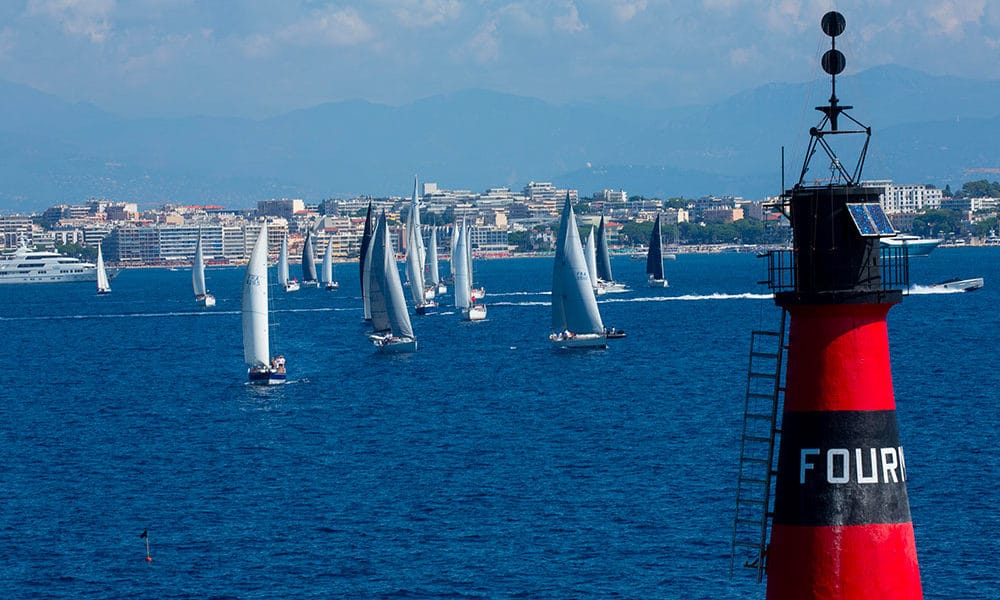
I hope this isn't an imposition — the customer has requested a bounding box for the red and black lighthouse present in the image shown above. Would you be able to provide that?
[764,12,923,600]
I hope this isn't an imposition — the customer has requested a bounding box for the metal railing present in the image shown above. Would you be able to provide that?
[761,246,909,294]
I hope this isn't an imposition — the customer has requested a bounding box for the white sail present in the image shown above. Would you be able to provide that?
[405,211,426,306]
[277,233,290,287]
[321,239,334,285]
[449,222,459,279]
[411,177,426,269]
[192,236,207,297]
[369,213,414,340]
[454,221,471,309]
[584,227,599,289]
[360,203,374,320]
[242,225,270,368]
[96,244,111,293]
[552,196,604,335]
[426,226,440,285]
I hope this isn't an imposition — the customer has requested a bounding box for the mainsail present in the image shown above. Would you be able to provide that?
[192,236,208,297]
[302,231,318,283]
[596,215,614,282]
[454,221,471,309]
[360,202,374,319]
[241,224,270,367]
[584,226,599,289]
[277,233,290,287]
[647,214,664,280]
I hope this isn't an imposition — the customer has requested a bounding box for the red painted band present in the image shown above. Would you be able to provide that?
[766,522,923,600]
[784,303,897,412]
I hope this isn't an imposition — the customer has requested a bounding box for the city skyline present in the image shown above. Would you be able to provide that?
[0,1,996,119]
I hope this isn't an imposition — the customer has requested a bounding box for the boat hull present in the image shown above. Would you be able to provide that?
[471,288,485,300]
[247,368,286,385]
[284,281,300,292]
[371,335,417,353]
[462,305,487,321]
[931,277,984,292]
[549,333,607,349]
[197,294,216,307]
[325,282,339,291]
[601,281,629,293]
[648,278,669,288]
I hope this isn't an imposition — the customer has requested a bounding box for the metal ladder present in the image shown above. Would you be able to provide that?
[730,308,788,583]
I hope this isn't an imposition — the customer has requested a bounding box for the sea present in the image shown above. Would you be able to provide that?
[0,249,996,599]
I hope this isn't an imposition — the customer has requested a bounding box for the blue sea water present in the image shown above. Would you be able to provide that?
[0,249,996,599]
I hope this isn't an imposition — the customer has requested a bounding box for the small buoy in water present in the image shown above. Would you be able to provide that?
[146,556,153,562]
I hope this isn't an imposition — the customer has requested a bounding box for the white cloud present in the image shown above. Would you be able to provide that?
[276,7,375,48]
[121,33,191,77]
[0,28,14,60]
[729,45,758,66]
[554,1,586,33]
[610,0,647,23]
[459,20,500,64]
[393,0,462,28]
[927,0,985,36]
[26,0,115,43]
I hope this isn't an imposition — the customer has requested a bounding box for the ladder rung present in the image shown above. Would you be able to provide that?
[739,477,768,484]
[752,331,781,337]
[745,414,772,421]
[749,372,777,379]
[746,392,775,400]
[744,435,771,443]
[750,351,779,359]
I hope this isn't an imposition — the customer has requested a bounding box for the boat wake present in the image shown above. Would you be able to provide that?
[491,292,773,307]
[601,293,774,302]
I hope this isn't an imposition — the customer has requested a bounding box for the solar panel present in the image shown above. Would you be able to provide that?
[864,203,897,236]
[846,203,878,237]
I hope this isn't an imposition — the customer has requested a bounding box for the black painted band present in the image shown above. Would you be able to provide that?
[773,410,912,526]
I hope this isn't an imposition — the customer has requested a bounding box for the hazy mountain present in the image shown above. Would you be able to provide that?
[0,65,998,211]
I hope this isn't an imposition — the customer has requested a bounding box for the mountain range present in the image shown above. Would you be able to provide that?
[1,64,998,212]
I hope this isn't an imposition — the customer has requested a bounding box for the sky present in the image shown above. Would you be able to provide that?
[0,0,997,118]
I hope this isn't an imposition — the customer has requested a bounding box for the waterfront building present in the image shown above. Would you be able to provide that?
[865,180,943,214]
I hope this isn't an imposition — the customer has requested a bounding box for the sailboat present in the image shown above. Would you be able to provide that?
[277,233,299,292]
[454,220,486,321]
[407,177,436,302]
[96,243,111,295]
[192,235,216,306]
[321,238,339,290]
[550,195,606,348]
[242,224,286,385]
[646,214,669,287]
[406,204,437,314]
[596,215,628,293]
[367,212,417,352]
[426,226,446,295]
[359,202,374,321]
[301,230,319,287]
[584,226,606,295]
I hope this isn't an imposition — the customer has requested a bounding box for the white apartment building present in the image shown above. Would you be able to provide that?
[865,180,943,214]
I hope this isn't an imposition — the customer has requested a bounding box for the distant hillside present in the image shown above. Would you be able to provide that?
[0,65,998,211]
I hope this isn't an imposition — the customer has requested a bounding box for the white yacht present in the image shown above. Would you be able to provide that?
[0,242,109,284]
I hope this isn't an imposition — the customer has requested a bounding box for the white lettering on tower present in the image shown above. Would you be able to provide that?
[800,448,820,484]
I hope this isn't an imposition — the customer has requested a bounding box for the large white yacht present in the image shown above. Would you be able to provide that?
[0,242,104,284]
